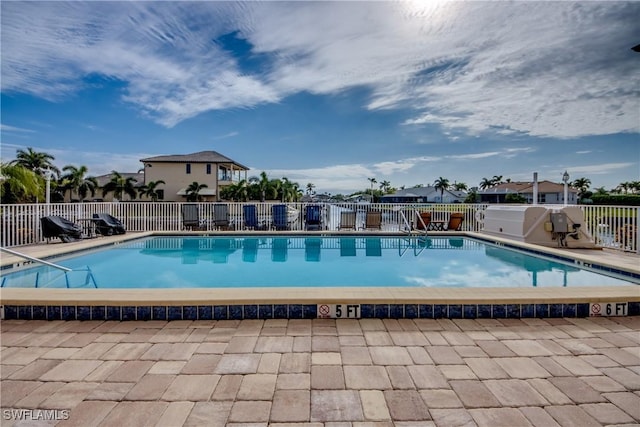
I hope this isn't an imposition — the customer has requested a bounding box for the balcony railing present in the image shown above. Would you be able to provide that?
[0,202,637,253]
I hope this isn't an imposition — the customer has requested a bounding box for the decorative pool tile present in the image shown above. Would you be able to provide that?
[521,304,535,318]
[463,305,477,319]
[477,305,492,318]
[92,306,106,321]
[106,306,121,321]
[32,305,46,320]
[507,304,520,318]
[375,304,389,318]
[121,306,136,321]
[137,306,151,321]
[153,306,167,320]
[4,305,18,320]
[288,304,303,319]
[303,305,317,319]
[229,305,243,320]
[433,304,447,319]
[18,306,31,320]
[360,304,374,318]
[61,306,76,321]
[198,306,213,320]
[549,304,564,318]
[77,306,91,321]
[47,306,61,321]
[167,306,183,321]
[419,304,433,319]
[243,305,258,319]
[448,304,462,319]
[562,304,576,318]
[183,306,198,320]
[214,305,228,320]
[535,304,549,318]
[390,304,404,318]
[259,305,273,319]
[273,304,288,319]
[492,305,506,318]
[404,304,418,318]
[4,301,639,321]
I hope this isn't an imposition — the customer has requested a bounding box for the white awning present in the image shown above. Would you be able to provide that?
[176,188,216,196]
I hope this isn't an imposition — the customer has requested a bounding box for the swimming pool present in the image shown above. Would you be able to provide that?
[2,236,637,289]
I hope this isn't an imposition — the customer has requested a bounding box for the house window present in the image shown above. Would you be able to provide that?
[538,194,546,203]
[156,190,164,200]
[186,163,191,174]
[206,164,211,175]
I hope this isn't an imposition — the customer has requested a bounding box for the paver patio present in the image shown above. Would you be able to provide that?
[1,316,639,426]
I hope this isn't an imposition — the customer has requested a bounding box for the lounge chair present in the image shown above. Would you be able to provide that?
[243,205,267,230]
[213,204,231,230]
[181,204,203,230]
[445,213,465,231]
[40,215,83,243]
[92,213,126,235]
[304,205,322,231]
[339,211,357,230]
[305,238,322,262]
[364,211,382,230]
[272,204,290,231]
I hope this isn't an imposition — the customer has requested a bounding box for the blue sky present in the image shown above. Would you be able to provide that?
[1,1,639,195]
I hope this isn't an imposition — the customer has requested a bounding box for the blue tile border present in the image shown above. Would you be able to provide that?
[2,302,639,321]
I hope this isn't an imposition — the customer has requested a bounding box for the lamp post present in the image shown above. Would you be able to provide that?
[562,171,570,206]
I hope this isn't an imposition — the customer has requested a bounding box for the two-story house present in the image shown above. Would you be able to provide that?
[140,151,249,202]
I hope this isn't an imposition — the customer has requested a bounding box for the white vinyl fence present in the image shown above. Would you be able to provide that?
[1,202,638,253]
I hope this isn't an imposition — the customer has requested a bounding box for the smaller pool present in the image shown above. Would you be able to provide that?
[1,236,637,289]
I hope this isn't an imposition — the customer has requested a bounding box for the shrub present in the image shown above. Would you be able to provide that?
[591,194,640,206]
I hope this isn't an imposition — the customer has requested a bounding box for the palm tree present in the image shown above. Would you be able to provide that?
[280,177,302,202]
[13,147,60,177]
[138,180,166,202]
[306,182,316,196]
[379,180,391,194]
[452,182,468,191]
[368,177,377,200]
[593,186,608,196]
[433,177,450,202]
[571,177,591,200]
[60,165,98,201]
[102,171,138,201]
[0,162,44,203]
[249,171,274,202]
[492,175,504,186]
[185,181,208,202]
[479,177,494,190]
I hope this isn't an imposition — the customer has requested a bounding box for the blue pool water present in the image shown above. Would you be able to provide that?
[1,236,637,288]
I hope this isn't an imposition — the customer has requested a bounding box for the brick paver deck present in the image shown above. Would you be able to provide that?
[1,316,639,426]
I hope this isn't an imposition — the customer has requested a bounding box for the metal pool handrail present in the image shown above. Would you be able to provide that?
[0,246,72,272]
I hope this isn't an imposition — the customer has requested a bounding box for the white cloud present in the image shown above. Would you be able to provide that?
[1,124,35,133]
[567,162,636,175]
[2,1,637,137]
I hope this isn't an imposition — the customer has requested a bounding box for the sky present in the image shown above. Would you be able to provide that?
[1,1,639,195]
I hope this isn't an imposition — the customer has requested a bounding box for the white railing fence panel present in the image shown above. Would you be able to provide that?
[1,202,637,253]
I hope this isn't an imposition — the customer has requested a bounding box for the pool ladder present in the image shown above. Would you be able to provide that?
[0,247,97,288]
[398,209,429,236]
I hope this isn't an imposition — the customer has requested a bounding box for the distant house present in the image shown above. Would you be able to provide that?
[140,151,249,202]
[478,180,578,204]
[380,186,466,203]
[92,172,145,202]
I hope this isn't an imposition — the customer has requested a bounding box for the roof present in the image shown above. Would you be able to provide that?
[140,150,249,170]
[478,180,578,194]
